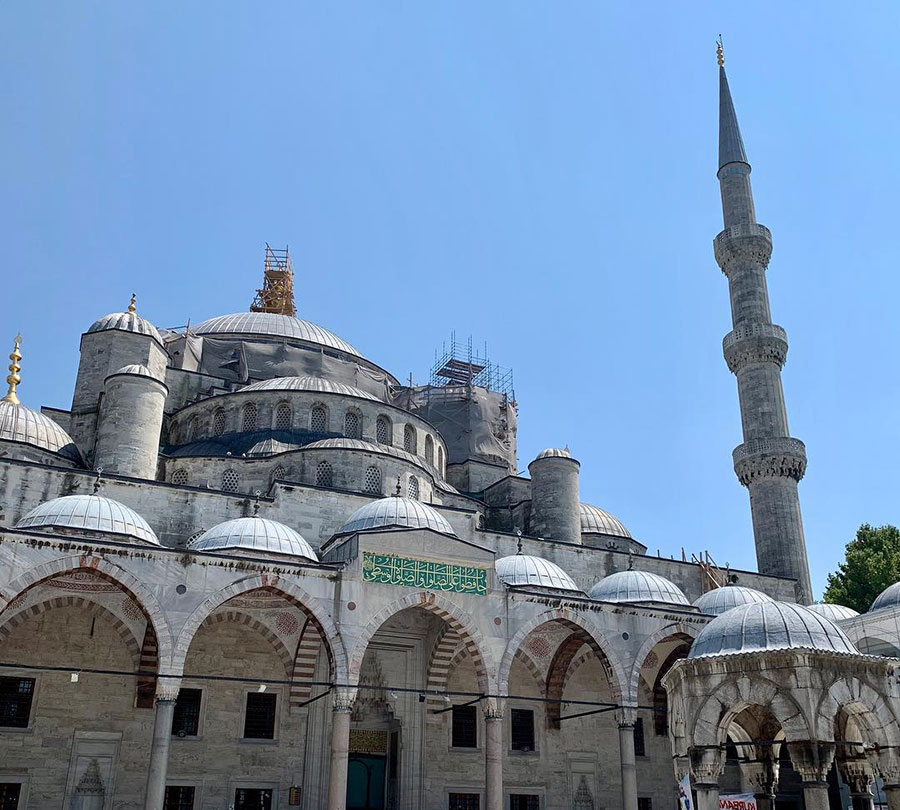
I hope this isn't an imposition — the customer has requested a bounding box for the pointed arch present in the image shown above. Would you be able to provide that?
[290,618,325,710]
[425,626,462,709]
[197,609,294,680]
[816,676,900,748]
[627,623,699,704]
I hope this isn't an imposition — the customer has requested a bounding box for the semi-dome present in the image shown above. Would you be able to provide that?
[590,570,690,606]
[189,517,317,560]
[239,376,379,401]
[579,504,631,539]
[689,601,858,659]
[806,603,860,621]
[193,313,361,357]
[337,497,455,537]
[495,554,581,592]
[88,312,162,343]
[0,400,81,462]
[870,582,900,612]
[16,494,158,545]
[694,585,774,616]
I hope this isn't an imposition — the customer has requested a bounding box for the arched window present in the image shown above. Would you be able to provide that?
[188,528,206,543]
[425,435,434,466]
[404,424,417,454]
[438,446,444,475]
[221,469,240,492]
[316,460,333,487]
[364,466,382,495]
[376,415,392,445]
[275,404,292,430]
[344,409,362,439]
[187,415,199,442]
[242,403,258,432]
[273,465,287,481]
[407,475,419,500]
[212,409,226,436]
[172,468,188,485]
[169,420,180,444]
[310,405,328,433]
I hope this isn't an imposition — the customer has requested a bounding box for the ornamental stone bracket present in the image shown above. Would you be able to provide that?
[733,437,807,485]
[786,741,836,784]
[713,223,773,276]
[723,324,789,373]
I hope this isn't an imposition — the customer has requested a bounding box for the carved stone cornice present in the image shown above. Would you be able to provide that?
[714,223,773,276]
[723,324,789,373]
[733,437,807,485]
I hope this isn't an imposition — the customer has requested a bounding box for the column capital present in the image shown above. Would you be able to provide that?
[691,746,725,786]
[616,705,638,727]
[874,747,900,787]
[482,697,506,719]
[837,756,875,795]
[332,687,357,713]
[155,676,182,702]
[787,741,836,784]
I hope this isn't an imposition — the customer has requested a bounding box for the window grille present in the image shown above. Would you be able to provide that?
[172,469,188,485]
[638,799,652,810]
[275,404,292,430]
[451,704,477,748]
[243,692,277,739]
[242,403,257,431]
[634,717,646,757]
[0,785,21,810]
[449,794,480,810]
[316,461,333,487]
[344,410,361,439]
[213,409,226,436]
[376,415,391,445]
[221,469,240,492]
[163,786,196,810]
[404,424,417,454]
[234,789,273,810]
[511,797,540,810]
[188,528,206,543]
[407,475,419,500]
[273,465,287,481]
[510,708,535,752]
[311,405,327,433]
[0,677,34,729]
[364,466,382,495]
[171,688,202,737]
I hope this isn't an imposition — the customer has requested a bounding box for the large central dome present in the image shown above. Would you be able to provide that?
[193,312,361,358]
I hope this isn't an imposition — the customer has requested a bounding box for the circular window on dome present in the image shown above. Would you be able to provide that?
[275,404,292,430]
[316,460,333,487]
[212,409,226,436]
[364,466,382,495]
[407,475,419,500]
[172,469,188,485]
[188,528,206,543]
[221,469,240,492]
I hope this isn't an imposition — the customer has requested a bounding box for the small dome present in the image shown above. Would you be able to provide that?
[0,400,81,462]
[193,313,361,358]
[240,376,379,402]
[580,503,631,539]
[109,364,154,378]
[534,447,572,460]
[806,603,860,621]
[590,570,690,606]
[337,496,455,537]
[189,517,317,560]
[246,438,299,457]
[88,312,162,343]
[495,554,581,592]
[694,585,774,616]
[871,582,900,612]
[17,494,158,545]
[689,601,858,659]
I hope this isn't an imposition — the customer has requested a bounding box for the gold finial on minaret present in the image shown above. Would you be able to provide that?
[127,293,137,314]
[716,36,724,67]
[3,334,23,405]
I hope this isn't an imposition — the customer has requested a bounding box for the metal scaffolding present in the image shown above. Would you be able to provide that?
[429,333,514,399]
[251,244,296,316]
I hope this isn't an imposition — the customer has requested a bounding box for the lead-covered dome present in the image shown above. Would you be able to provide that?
[193,313,361,357]
[590,570,690,606]
[189,517,317,560]
[0,399,81,462]
[580,504,631,539]
[534,447,572,460]
[240,376,379,401]
[689,601,858,659]
[806,603,860,621]
[871,582,900,612]
[694,585,774,616]
[495,554,580,592]
[16,494,158,545]
[88,311,162,343]
[337,497,455,537]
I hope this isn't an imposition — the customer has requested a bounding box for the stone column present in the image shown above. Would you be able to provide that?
[741,748,779,810]
[618,717,639,810]
[327,690,355,810]
[839,759,876,810]
[875,748,900,810]
[144,679,180,810]
[787,741,835,810]
[691,746,725,810]
[483,698,505,810]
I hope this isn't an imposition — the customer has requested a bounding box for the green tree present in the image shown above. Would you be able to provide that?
[823,524,900,613]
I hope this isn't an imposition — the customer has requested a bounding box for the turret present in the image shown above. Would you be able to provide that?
[528,447,581,545]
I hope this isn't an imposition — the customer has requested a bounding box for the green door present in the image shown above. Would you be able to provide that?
[347,754,386,810]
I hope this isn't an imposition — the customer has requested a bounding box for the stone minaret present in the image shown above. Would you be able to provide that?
[713,43,812,602]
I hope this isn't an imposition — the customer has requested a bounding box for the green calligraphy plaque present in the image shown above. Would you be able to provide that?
[362,552,487,596]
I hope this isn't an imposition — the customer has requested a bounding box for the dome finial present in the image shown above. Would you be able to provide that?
[716,36,724,67]
[2,334,22,405]
[127,293,137,314]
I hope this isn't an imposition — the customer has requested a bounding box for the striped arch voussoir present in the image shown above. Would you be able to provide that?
[199,609,294,681]
[290,619,325,710]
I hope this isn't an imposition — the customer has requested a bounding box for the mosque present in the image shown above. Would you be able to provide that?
[1,48,900,810]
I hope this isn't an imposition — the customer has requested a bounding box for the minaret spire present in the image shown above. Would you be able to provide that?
[712,46,813,602]
[2,334,22,405]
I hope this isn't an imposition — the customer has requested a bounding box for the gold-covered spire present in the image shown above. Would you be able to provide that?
[716,36,724,67]
[128,293,137,314]
[3,334,22,405]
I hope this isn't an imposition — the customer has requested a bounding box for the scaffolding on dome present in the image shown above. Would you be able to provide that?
[429,333,514,399]
[251,244,296,316]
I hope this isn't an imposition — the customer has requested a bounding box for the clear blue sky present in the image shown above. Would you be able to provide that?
[3,3,899,598]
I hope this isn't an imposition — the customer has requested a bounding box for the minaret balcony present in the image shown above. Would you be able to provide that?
[722,323,789,373]
[732,436,807,485]
[714,223,773,274]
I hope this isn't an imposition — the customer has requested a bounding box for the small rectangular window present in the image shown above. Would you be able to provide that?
[234,788,273,810]
[638,798,653,810]
[163,786,195,810]
[449,794,480,810]
[0,678,34,729]
[634,717,646,757]
[510,708,535,752]
[171,688,202,737]
[510,795,540,810]
[243,692,277,740]
[452,704,478,748]
[0,784,21,810]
